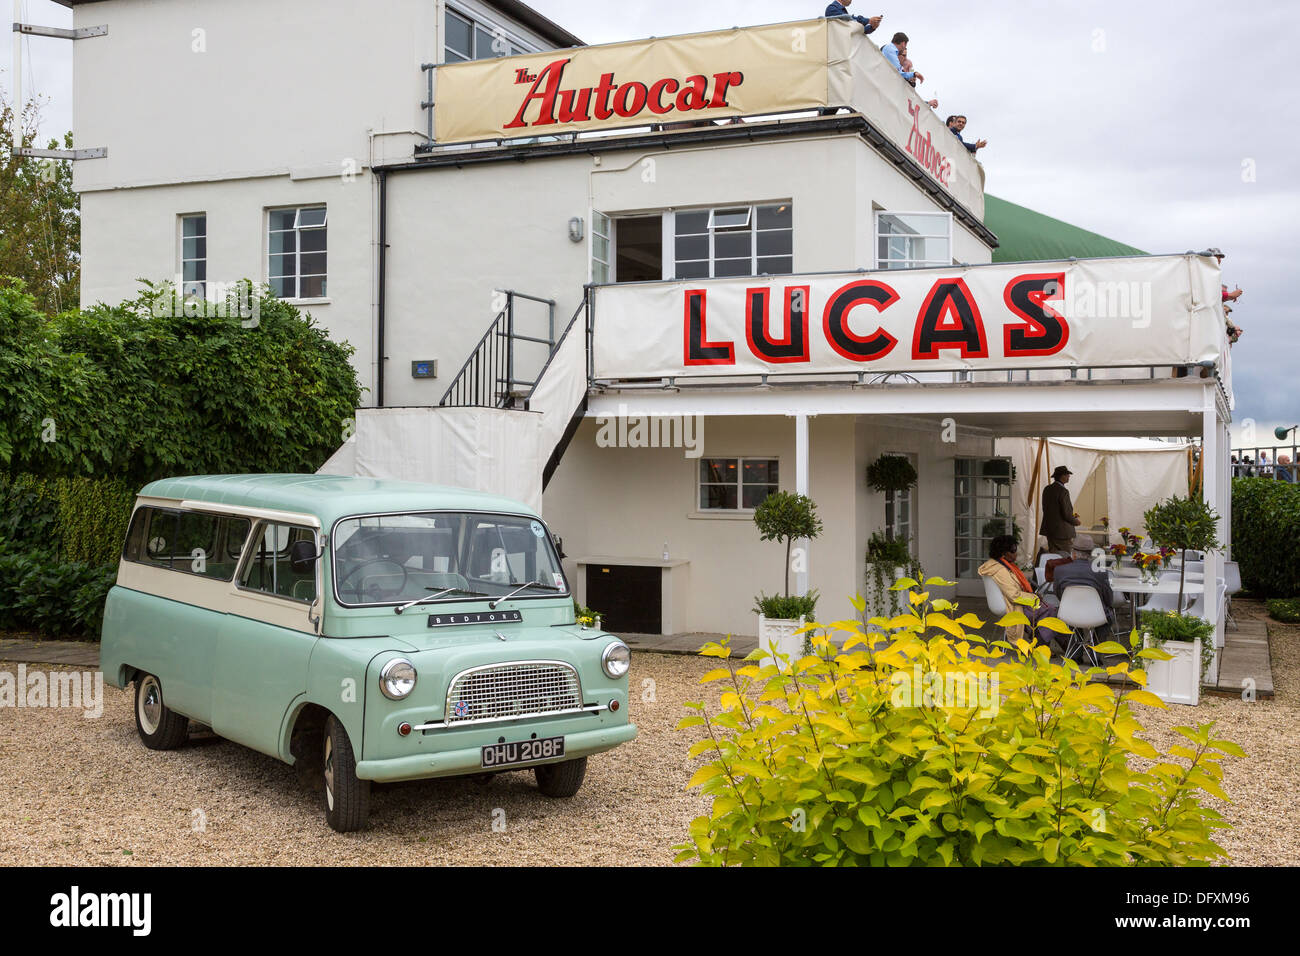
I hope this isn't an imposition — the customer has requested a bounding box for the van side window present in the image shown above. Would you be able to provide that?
[123,506,250,581]
[240,522,318,603]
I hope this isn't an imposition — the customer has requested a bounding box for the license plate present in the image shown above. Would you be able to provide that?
[481,736,565,768]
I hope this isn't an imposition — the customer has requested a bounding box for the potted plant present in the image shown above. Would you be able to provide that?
[865,454,918,542]
[1142,494,1223,693]
[573,600,601,631]
[864,532,922,633]
[1139,609,1215,706]
[752,491,823,662]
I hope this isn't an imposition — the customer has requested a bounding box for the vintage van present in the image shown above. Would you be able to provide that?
[100,474,637,832]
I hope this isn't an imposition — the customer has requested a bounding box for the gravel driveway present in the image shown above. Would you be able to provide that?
[1,603,1296,866]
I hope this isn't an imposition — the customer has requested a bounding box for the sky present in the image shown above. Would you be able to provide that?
[2,0,1298,449]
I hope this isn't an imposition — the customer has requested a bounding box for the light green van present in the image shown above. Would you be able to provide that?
[100,475,637,832]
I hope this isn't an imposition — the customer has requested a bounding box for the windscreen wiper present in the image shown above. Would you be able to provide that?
[394,586,488,615]
[488,580,564,609]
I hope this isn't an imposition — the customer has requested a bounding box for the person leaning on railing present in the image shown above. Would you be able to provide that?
[881,32,922,84]
[947,114,987,153]
[824,1,883,34]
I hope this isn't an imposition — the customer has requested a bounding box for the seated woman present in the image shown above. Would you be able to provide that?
[978,535,1059,649]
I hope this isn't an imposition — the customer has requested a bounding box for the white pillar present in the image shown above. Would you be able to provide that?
[1201,400,1224,651]
[794,414,810,597]
[13,1,22,109]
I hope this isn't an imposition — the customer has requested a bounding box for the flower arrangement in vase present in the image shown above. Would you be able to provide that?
[1136,551,1163,584]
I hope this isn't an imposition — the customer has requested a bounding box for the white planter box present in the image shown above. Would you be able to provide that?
[1203,645,1220,686]
[757,614,806,664]
[1143,635,1201,706]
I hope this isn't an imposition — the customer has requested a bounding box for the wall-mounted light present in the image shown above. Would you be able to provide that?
[1275,425,1298,441]
[568,217,584,243]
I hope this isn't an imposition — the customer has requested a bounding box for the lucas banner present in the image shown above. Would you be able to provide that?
[433,18,983,215]
[590,255,1225,380]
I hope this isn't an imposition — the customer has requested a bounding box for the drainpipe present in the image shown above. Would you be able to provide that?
[376,168,388,407]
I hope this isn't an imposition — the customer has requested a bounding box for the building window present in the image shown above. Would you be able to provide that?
[268,206,327,300]
[885,451,918,555]
[953,457,1015,579]
[180,214,206,297]
[875,211,951,269]
[699,457,779,511]
[592,211,611,284]
[444,7,534,62]
[674,203,793,280]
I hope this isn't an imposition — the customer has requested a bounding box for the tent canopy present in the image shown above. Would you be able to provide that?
[995,436,1192,553]
[985,194,1148,263]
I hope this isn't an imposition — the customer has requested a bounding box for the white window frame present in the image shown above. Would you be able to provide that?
[179,213,207,299]
[873,210,953,270]
[267,205,328,302]
[668,203,794,280]
[697,456,781,514]
[590,211,612,285]
[884,451,918,557]
[444,3,539,63]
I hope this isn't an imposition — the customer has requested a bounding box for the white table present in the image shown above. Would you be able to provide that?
[1110,574,1205,623]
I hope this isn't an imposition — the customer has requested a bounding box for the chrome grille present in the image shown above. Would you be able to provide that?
[445,661,582,725]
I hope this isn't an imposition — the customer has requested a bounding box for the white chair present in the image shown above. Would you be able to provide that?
[1184,561,1204,575]
[1034,553,1059,589]
[1185,578,1228,624]
[1223,561,1242,628]
[981,572,1009,616]
[1055,586,1110,667]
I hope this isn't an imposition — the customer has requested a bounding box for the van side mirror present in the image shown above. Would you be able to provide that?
[289,540,318,574]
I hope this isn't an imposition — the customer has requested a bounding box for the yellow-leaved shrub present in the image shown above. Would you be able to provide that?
[676,573,1243,866]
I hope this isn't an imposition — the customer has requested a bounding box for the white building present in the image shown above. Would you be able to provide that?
[55,2,1234,646]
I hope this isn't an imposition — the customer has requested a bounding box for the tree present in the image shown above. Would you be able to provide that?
[0,94,80,315]
[753,491,823,598]
[1144,495,1222,608]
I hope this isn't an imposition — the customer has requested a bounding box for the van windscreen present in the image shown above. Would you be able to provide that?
[331,512,567,606]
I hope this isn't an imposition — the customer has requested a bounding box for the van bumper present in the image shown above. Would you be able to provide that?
[354,723,638,782]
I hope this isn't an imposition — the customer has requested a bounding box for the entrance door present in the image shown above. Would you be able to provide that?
[586,564,662,634]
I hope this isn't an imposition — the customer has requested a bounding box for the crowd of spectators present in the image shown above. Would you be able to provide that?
[824,4,986,154]
[1232,452,1295,481]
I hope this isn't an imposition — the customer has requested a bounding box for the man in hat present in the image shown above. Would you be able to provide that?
[1041,466,1082,555]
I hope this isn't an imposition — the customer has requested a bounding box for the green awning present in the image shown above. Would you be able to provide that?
[984,194,1147,263]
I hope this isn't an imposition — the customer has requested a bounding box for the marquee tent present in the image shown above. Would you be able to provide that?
[995,436,1194,553]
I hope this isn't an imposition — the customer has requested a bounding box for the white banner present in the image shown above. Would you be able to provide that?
[591,255,1224,379]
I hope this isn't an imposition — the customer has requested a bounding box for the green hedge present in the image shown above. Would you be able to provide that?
[1232,478,1300,598]
[0,278,361,483]
[0,474,136,565]
[1268,598,1300,624]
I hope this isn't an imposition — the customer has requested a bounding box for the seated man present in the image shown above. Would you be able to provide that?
[1050,557,1116,641]
[978,535,1062,652]
[825,1,882,34]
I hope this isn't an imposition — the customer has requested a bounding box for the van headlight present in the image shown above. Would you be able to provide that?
[601,642,631,679]
[379,658,417,700]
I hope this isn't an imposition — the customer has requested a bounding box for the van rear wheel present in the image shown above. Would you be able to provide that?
[323,715,370,833]
[534,756,587,797]
[134,674,189,750]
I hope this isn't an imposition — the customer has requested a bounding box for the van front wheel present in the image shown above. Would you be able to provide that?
[134,674,189,750]
[323,715,370,832]
[534,756,587,797]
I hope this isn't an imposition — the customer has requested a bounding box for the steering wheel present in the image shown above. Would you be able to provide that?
[338,559,409,602]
